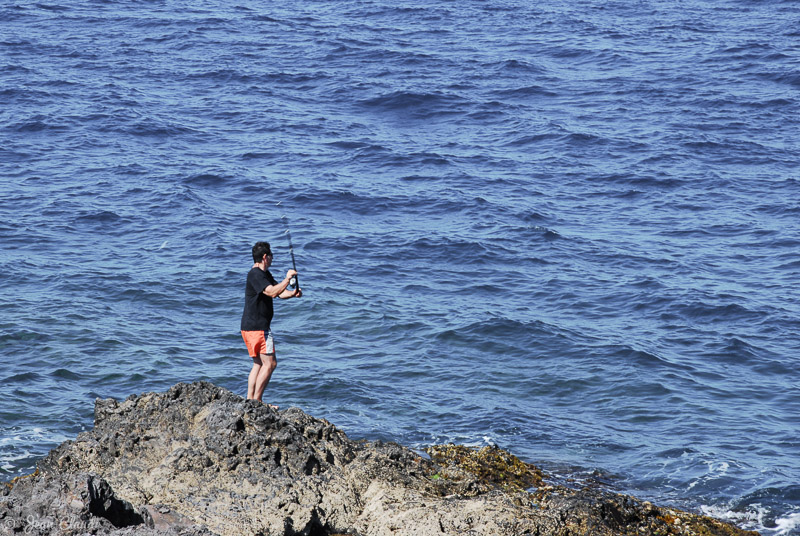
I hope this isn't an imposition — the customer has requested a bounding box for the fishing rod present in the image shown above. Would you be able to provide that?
[276,202,299,290]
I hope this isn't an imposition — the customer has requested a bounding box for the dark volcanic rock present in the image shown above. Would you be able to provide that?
[1,382,758,536]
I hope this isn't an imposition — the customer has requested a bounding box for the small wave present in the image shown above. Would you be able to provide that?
[433,317,566,355]
[657,447,698,458]
[290,189,394,216]
[33,2,70,12]
[74,210,123,224]
[757,70,800,89]
[4,372,41,383]
[398,174,437,182]
[128,118,198,137]
[183,172,230,187]
[506,130,608,148]
[11,116,70,132]
[252,14,282,23]
[504,133,558,146]
[139,29,193,44]
[51,368,81,380]
[492,85,558,98]
[605,173,686,190]
[491,59,545,73]
[518,211,549,223]
[289,188,459,217]
[241,151,281,160]
[776,259,800,270]
[548,46,595,60]
[541,228,562,240]
[677,301,763,324]
[563,132,606,145]
[0,63,31,74]
[722,338,761,361]
[325,140,374,150]
[358,90,469,118]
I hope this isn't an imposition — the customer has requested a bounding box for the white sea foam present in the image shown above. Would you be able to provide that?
[1,451,35,473]
[701,504,800,536]
[773,513,800,536]
[0,426,70,476]
[701,503,767,531]
[688,459,732,490]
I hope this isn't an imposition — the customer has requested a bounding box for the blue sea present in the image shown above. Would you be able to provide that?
[1,0,798,533]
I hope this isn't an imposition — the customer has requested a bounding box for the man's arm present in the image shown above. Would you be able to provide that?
[278,287,302,299]
[262,270,298,298]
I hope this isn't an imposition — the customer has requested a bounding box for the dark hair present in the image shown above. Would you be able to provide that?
[252,241,271,262]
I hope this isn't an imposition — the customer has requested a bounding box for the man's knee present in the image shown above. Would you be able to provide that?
[261,353,277,370]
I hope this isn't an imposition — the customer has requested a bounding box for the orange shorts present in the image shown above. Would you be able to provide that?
[241,330,274,358]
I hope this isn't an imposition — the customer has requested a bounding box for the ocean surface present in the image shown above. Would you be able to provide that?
[1,0,798,533]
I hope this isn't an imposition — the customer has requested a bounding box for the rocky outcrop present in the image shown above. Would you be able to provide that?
[1,382,757,536]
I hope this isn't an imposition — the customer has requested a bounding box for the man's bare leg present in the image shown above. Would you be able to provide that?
[253,352,277,405]
[247,356,263,400]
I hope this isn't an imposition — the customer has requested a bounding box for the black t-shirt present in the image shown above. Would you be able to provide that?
[240,267,278,331]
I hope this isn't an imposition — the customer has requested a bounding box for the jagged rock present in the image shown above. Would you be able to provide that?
[0,469,212,535]
[1,382,759,536]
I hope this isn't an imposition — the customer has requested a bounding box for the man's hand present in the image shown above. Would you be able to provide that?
[286,269,298,280]
[293,288,303,298]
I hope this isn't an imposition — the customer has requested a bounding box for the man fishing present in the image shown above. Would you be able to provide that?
[240,241,302,407]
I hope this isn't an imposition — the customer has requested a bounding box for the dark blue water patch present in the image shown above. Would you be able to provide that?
[289,189,468,219]
[599,344,678,371]
[392,236,505,266]
[599,173,688,191]
[680,136,789,166]
[239,150,285,161]
[514,210,552,224]
[72,209,125,225]
[488,59,547,74]
[775,258,800,272]
[33,2,72,12]
[492,85,559,99]
[357,90,471,119]
[756,69,800,89]
[675,299,766,325]
[289,190,392,216]
[8,115,72,133]
[358,47,446,70]
[504,132,560,147]
[432,317,580,356]
[0,330,47,347]
[182,172,231,187]
[51,368,82,380]
[324,140,378,151]
[4,372,42,383]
